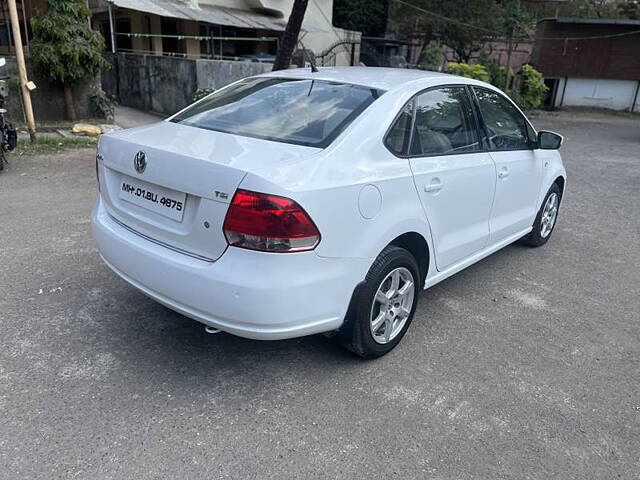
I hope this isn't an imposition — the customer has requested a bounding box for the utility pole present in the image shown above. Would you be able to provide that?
[7,0,36,141]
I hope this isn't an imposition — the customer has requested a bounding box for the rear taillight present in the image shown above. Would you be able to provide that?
[223,189,320,252]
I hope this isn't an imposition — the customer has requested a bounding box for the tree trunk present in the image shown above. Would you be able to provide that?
[504,38,513,91]
[63,84,76,121]
[272,0,309,71]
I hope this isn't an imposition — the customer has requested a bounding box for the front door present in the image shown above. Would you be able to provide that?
[407,86,496,271]
[472,87,543,243]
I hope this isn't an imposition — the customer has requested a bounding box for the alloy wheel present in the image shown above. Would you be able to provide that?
[370,267,415,344]
[540,192,559,238]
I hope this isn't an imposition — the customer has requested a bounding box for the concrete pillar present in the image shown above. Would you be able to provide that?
[149,14,163,55]
[130,11,146,52]
[183,20,200,59]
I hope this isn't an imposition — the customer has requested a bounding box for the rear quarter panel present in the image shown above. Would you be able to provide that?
[239,82,436,276]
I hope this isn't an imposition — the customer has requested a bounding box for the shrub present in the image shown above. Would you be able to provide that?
[519,64,548,109]
[193,88,214,102]
[448,60,548,110]
[89,90,117,122]
[478,56,511,91]
[446,62,490,83]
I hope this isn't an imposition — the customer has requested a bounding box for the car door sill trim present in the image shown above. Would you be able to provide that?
[424,227,532,289]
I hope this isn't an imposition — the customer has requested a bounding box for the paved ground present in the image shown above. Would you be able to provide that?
[1,110,639,479]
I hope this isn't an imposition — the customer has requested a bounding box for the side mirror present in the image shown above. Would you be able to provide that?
[0,58,5,68]
[537,130,563,150]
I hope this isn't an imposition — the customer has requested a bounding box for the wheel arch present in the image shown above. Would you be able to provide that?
[387,231,430,287]
[553,175,566,199]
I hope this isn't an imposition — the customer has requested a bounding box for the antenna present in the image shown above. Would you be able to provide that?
[297,38,318,73]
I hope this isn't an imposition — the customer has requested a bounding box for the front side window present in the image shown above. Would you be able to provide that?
[410,87,480,156]
[171,78,383,148]
[473,88,532,151]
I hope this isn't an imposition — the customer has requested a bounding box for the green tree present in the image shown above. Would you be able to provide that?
[618,0,640,18]
[333,0,389,36]
[500,0,534,91]
[418,40,443,70]
[31,0,109,121]
[556,0,625,18]
[391,0,501,62]
[478,52,510,90]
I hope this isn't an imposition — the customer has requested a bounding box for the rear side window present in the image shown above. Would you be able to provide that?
[473,88,532,151]
[385,102,413,155]
[171,78,383,148]
[410,87,481,156]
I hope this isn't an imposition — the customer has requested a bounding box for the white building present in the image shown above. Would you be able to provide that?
[89,0,360,66]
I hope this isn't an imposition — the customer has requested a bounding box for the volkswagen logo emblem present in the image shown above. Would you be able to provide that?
[134,151,147,174]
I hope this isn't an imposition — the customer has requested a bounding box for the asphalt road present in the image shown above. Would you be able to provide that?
[1,111,639,479]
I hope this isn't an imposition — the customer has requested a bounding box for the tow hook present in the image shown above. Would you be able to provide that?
[204,325,222,335]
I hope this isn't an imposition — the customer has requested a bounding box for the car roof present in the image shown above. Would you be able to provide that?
[257,66,461,91]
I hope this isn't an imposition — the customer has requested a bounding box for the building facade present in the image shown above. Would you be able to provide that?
[0,0,42,56]
[531,17,640,112]
[88,0,360,66]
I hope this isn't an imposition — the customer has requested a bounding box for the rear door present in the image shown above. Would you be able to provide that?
[472,87,543,243]
[404,86,496,271]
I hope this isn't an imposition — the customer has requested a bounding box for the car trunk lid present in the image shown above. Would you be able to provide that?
[98,121,319,261]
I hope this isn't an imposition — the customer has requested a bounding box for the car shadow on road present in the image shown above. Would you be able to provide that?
[93,240,537,390]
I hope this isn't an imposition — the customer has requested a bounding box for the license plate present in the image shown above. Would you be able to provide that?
[119,176,186,222]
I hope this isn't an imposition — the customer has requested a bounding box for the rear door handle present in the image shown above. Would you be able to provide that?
[498,168,509,179]
[424,179,443,193]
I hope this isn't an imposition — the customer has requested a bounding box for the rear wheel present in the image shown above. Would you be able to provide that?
[522,183,561,247]
[337,245,420,358]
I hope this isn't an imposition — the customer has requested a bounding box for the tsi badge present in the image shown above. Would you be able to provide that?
[134,150,147,174]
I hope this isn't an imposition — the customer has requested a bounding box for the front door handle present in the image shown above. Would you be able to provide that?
[424,179,443,193]
[498,167,509,179]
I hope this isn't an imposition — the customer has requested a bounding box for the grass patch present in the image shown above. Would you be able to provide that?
[12,136,98,156]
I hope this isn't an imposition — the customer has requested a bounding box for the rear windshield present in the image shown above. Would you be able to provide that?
[170,77,383,148]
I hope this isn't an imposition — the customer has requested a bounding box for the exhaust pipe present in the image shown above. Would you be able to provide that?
[204,325,222,335]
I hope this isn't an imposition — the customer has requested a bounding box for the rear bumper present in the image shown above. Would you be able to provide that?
[91,198,370,340]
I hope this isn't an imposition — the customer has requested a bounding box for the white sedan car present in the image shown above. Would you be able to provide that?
[92,67,565,358]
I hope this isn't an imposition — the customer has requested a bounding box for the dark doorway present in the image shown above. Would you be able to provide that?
[161,18,183,55]
[543,78,560,109]
[116,19,132,51]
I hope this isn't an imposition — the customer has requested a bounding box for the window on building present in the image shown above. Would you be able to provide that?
[100,18,132,51]
[116,19,132,51]
[0,22,10,48]
[161,18,183,55]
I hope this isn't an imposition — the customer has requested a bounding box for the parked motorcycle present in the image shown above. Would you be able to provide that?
[0,57,18,172]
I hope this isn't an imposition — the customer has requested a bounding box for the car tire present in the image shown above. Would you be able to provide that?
[521,183,561,247]
[337,245,420,358]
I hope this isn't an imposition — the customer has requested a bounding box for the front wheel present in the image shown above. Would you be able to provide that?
[337,246,420,358]
[522,183,561,247]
